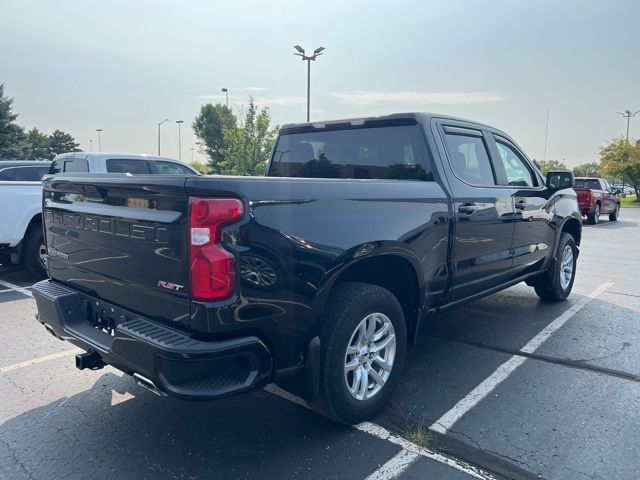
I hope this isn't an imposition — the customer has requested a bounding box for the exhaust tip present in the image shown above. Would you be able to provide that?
[43,323,61,340]
[133,373,168,397]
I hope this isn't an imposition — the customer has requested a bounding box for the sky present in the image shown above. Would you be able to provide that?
[1,0,638,167]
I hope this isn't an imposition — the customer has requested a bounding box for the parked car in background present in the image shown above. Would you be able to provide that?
[0,160,51,181]
[612,184,635,196]
[574,177,620,224]
[0,153,198,276]
[33,113,581,424]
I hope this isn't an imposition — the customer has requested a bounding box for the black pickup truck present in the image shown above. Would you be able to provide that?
[33,113,581,424]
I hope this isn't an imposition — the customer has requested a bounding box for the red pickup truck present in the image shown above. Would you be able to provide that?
[574,177,620,224]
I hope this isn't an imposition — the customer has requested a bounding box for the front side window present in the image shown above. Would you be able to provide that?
[495,141,536,187]
[443,132,495,186]
[270,125,433,181]
[106,159,151,174]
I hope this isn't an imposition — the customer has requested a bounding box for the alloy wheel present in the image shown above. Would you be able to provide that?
[344,312,396,401]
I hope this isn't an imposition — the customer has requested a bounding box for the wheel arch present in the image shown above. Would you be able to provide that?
[560,217,582,246]
[321,252,424,343]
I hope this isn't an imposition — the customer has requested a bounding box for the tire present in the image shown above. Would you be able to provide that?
[23,225,47,277]
[533,233,577,302]
[586,203,600,225]
[310,282,407,424]
[609,203,620,222]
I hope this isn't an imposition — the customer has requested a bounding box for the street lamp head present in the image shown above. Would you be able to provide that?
[313,46,325,55]
[176,120,184,124]
[159,118,170,126]
[96,128,102,132]
[221,88,228,93]
[294,45,305,54]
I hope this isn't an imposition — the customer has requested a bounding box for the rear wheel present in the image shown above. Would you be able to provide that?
[311,282,407,424]
[586,204,600,225]
[533,233,577,302]
[23,226,47,277]
[609,203,620,222]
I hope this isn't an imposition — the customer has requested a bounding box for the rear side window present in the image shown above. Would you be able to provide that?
[270,125,433,180]
[63,159,89,172]
[443,131,496,186]
[155,161,194,175]
[107,159,151,174]
[575,179,601,189]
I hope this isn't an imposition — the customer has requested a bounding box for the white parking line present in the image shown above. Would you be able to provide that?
[0,279,34,298]
[0,349,80,374]
[430,282,613,434]
[264,385,496,479]
[364,450,419,480]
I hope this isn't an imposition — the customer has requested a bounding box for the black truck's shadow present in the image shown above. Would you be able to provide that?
[0,372,400,480]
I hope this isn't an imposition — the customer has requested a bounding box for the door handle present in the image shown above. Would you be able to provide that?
[458,203,477,215]
[515,200,526,210]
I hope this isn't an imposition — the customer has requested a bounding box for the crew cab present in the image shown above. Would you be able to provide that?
[574,177,620,224]
[0,153,198,275]
[33,113,581,424]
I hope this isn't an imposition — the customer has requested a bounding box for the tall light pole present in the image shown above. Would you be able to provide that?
[221,88,228,109]
[543,107,550,161]
[293,45,325,122]
[157,118,170,156]
[190,148,195,162]
[96,129,102,151]
[176,120,184,160]
[618,110,640,141]
[90,139,93,152]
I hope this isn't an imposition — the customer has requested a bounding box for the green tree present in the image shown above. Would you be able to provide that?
[48,129,79,156]
[0,84,30,159]
[599,138,640,200]
[192,103,237,173]
[572,161,600,177]
[27,127,52,159]
[220,98,278,176]
[189,162,208,174]
[533,159,569,176]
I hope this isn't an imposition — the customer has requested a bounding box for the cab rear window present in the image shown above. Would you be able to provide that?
[269,125,433,181]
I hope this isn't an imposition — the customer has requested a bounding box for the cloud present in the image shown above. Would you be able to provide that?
[197,86,269,100]
[331,90,503,106]
[254,95,306,107]
[236,86,268,92]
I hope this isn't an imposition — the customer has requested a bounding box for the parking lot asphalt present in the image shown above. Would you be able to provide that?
[1,208,639,480]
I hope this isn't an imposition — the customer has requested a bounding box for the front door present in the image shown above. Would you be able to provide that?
[491,135,555,276]
[437,123,516,300]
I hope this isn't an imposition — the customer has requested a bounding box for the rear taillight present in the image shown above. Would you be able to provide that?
[189,197,244,301]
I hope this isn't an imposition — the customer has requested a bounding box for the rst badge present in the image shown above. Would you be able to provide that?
[157,280,184,292]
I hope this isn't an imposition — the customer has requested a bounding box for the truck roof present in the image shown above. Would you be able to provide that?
[52,152,184,163]
[280,112,495,133]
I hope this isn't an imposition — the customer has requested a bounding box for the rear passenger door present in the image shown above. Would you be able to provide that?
[435,122,516,300]
[489,135,554,277]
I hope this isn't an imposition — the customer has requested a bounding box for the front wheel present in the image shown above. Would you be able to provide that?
[609,203,620,222]
[533,233,577,302]
[311,282,407,424]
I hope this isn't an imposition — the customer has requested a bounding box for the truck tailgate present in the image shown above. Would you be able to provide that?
[43,175,192,328]
[573,187,592,207]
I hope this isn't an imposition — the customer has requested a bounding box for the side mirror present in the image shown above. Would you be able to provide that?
[546,171,574,190]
